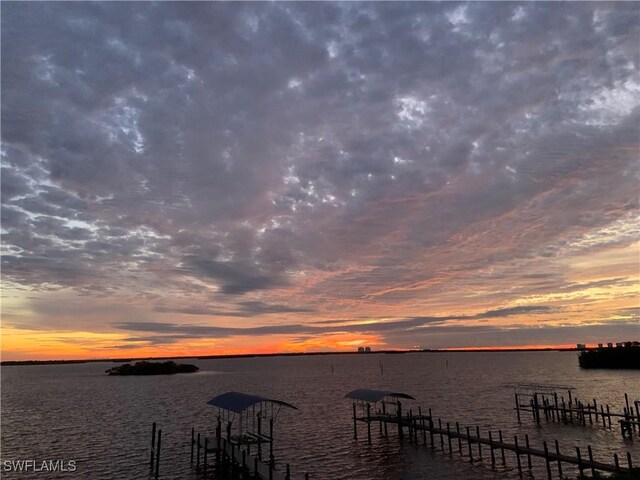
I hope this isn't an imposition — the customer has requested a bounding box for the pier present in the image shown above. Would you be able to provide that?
[346,388,637,479]
[150,392,309,479]
[191,391,308,480]
[513,386,640,439]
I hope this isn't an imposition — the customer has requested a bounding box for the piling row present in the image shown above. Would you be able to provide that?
[190,422,310,480]
[515,391,640,438]
[353,404,636,479]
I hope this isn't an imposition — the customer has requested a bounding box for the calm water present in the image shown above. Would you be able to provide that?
[2,352,639,480]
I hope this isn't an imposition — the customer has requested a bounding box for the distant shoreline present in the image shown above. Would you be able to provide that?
[0,347,581,366]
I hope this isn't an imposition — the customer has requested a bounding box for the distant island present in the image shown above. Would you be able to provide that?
[106,361,199,376]
[579,343,640,369]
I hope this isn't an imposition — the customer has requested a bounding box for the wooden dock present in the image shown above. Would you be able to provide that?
[514,389,640,438]
[191,432,298,480]
[149,392,309,479]
[347,389,638,479]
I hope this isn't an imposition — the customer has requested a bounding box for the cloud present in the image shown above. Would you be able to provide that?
[1,2,638,354]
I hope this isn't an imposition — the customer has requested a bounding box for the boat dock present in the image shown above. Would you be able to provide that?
[514,387,640,438]
[347,388,637,479]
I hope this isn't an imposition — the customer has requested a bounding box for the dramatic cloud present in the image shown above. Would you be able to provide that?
[1,2,638,358]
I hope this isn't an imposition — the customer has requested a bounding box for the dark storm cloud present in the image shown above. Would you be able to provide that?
[181,255,285,294]
[1,2,638,343]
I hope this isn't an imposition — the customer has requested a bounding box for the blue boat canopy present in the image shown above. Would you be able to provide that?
[345,389,415,403]
[207,391,298,414]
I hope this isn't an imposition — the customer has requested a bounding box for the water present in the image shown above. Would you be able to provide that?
[2,352,639,479]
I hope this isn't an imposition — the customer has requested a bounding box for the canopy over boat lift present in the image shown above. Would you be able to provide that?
[207,391,297,450]
[345,389,421,443]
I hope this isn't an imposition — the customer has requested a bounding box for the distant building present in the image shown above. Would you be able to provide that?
[357,347,365,353]
[616,342,623,347]
[598,343,603,348]
[576,343,586,350]
[364,346,371,353]
[607,342,614,348]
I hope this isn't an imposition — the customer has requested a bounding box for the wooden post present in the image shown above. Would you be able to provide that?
[607,405,612,427]
[554,393,559,423]
[515,393,521,421]
[242,450,246,479]
[514,435,522,474]
[383,402,388,437]
[408,410,413,443]
[466,426,473,461]
[285,463,290,480]
[216,420,221,474]
[269,456,274,480]
[367,403,372,445]
[601,405,606,428]
[525,434,532,470]
[397,401,403,441]
[488,431,495,467]
[614,453,620,472]
[254,457,258,479]
[533,394,541,425]
[476,426,482,459]
[576,447,584,477]
[150,422,156,470]
[446,423,452,454]
[190,427,194,465]
[498,430,506,465]
[428,408,433,448]
[196,432,201,469]
[543,441,551,480]
[456,422,462,453]
[203,437,208,476]
[587,444,595,477]
[628,451,633,469]
[154,429,161,480]
[352,403,358,440]
[269,417,274,461]
[258,414,262,461]
[568,390,574,422]
[439,419,444,451]
[555,439,562,478]
[419,407,425,444]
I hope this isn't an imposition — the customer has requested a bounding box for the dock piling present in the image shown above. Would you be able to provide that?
[554,439,562,478]
[150,422,156,470]
[514,435,522,475]
[543,441,551,480]
[154,429,161,480]
[488,431,495,467]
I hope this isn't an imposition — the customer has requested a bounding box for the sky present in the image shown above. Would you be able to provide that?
[1,2,639,361]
